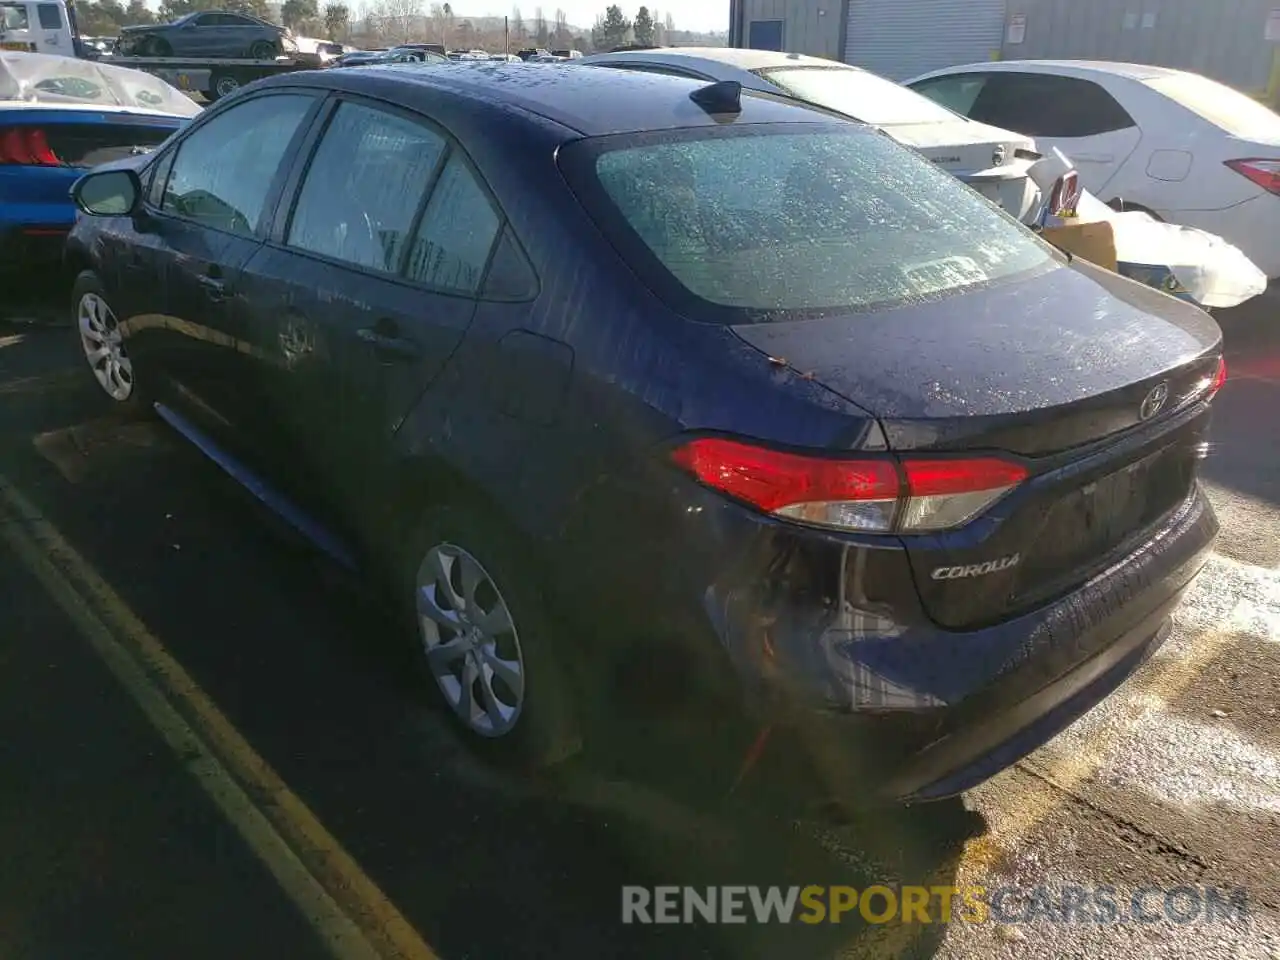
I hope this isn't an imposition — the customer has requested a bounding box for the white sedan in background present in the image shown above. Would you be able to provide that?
[578,47,1046,224]
[907,60,1280,281]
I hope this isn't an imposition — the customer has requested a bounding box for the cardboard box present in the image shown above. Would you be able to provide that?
[1041,220,1117,272]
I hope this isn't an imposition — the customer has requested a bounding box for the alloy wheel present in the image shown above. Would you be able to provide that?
[78,292,133,402]
[416,542,526,737]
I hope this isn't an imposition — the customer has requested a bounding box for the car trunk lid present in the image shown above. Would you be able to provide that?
[731,259,1222,629]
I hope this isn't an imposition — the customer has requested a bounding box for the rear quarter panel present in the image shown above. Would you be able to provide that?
[382,110,877,546]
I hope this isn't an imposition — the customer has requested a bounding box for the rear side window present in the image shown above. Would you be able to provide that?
[968,73,1135,137]
[910,74,989,115]
[404,153,500,294]
[1146,73,1280,140]
[36,3,60,28]
[572,126,1054,317]
[287,101,447,273]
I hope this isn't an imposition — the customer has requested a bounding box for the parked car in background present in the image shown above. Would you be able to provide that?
[291,35,346,66]
[0,51,196,285]
[115,10,295,60]
[65,64,1224,804]
[907,60,1280,282]
[331,47,386,67]
[579,48,1045,224]
[333,44,447,67]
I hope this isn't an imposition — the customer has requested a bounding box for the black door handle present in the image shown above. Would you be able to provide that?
[356,324,422,360]
[197,273,226,302]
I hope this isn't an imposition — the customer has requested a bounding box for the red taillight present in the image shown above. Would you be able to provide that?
[1047,169,1082,216]
[1210,355,1227,395]
[0,127,61,166]
[669,437,1027,534]
[1225,158,1280,196]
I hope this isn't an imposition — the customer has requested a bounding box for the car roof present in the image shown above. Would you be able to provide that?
[916,59,1183,82]
[586,46,859,74]
[268,61,841,136]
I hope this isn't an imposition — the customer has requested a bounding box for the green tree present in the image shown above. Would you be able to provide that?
[322,2,348,37]
[76,0,125,35]
[281,0,317,27]
[225,0,272,19]
[591,3,629,49]
[157,0,215,21]
[510,5,524,40]
[533,5,546,47]
[632,5,653,44]
[123,0,154,23]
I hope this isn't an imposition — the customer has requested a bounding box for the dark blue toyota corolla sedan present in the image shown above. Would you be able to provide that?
[64,63,1225,805]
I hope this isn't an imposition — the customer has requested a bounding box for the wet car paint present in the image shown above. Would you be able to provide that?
[66,64,1223,804]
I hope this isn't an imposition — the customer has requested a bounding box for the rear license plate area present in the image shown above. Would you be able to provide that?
[1012,444,1192,600]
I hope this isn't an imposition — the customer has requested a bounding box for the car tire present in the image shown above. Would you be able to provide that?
[72,270,147,415]
[398,503,582,771]
[249,40,278,60]
[208,72,241,101]
[141,35,172,57]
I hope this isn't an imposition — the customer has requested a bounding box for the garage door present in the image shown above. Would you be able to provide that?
[843,0,1006,81]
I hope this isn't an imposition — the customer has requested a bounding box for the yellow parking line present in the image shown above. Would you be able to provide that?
[0,473,438,960]
[960,596,1252,875]
[834,592,1254,957]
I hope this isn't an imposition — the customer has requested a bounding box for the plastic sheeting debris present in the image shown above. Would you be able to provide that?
[1070,191,1267,309]
[0,51,201,117]
[1030,146,1266,308]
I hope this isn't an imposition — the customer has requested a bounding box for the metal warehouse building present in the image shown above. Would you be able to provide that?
[728,0,1280,93]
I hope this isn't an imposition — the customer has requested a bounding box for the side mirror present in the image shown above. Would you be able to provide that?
[72,168,142,217]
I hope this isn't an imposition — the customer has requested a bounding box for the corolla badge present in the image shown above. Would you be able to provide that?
[992,145,1007,166]
[1139,381,1169,421]
[930,554,1021,580]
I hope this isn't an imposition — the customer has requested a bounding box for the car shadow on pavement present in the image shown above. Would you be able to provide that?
[0,320,972,960]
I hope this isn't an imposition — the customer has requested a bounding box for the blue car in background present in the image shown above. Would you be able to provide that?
[0,51,198,283]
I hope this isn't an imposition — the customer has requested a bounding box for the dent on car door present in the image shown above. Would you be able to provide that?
[966,72,1143,196]
[233,97,498,522]
[137,91,322,435]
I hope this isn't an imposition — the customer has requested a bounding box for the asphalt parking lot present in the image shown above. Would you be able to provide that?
[2,295,1279,960]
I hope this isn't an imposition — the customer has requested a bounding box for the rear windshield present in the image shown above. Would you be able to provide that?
[1146,73,1280,139]
[570,125,1054,319]
[759,66,959,126]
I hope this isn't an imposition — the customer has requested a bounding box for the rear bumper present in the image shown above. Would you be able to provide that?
[0,167,79,276]
[0,222,72,277]
[706,483,1217,803]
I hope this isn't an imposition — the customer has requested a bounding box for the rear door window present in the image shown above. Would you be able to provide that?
[968,73,1136,137]
[286,100,447,273]
[564,125,1056,320]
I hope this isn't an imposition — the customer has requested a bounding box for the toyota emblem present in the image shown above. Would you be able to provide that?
[992,145,1007,166]
[1139,382,1169,421]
